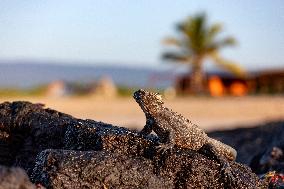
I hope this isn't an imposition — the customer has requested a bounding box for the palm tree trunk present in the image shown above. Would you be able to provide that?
[190,57,204,94]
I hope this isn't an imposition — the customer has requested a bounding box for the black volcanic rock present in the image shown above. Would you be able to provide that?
[209,121,284,175]
[32,149,263,189]
[64,119,158,157]
[0,101,76,175]
[32,150,168,189]
[0,101,268,188]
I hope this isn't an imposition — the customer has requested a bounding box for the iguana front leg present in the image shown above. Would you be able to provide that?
[140,116,154,136]
[156,130,176,153]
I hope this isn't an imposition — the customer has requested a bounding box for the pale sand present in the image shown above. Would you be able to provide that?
[1,96,284,131]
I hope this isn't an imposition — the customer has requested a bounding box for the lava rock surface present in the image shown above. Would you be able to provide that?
[209,121,284,175]
[0,101,275,188]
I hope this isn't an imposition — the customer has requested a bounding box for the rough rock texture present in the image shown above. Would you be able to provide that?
[0,101,76,175]
[250,144,284,176]
[209,121,284,175]
[32,149,263,189]
[0,165,36,189]
[64,119,158,157]
[32,150,170,189]
[0,101,268,188]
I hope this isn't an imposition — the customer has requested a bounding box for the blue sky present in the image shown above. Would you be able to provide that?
[0,0,283,70]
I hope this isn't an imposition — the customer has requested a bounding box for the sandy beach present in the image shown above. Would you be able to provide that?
[1,95,283,131]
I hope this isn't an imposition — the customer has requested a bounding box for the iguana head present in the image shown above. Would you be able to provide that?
[133,89,164,115]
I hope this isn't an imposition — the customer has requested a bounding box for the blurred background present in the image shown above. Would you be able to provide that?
[0,0,284,131]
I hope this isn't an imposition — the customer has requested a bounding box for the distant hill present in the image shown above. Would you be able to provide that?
[0,61,179,89]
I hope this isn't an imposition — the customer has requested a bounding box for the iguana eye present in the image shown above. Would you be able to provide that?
[134,94,140,100]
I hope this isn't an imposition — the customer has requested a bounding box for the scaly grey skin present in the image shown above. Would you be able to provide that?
[133,89,237,161]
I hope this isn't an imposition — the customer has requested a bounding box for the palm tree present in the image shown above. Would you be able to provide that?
[162,13,245,94]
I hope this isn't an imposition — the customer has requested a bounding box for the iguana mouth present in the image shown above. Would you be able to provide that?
[133,89,148,113]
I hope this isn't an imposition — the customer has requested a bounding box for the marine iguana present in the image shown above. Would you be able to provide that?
[133,89,237,161]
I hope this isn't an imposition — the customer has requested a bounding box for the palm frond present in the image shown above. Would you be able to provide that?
[162,12,240,75]
[162,37,182,47]
[211,53,246,77]
[177,13,208,54]
[216,37,237,47]
[162,52,192,63]
[206,36,236,54]
[207,23,222,44]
